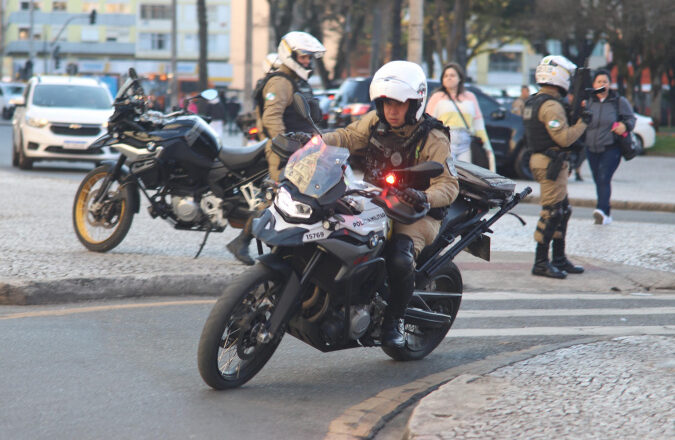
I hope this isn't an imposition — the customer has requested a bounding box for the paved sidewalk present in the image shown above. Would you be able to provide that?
[406,335,675,440]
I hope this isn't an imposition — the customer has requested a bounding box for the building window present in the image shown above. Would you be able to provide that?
[18,27,41,40]
[105,3,131,14]
[139,33,171,51]
[82,2,97,13]
[20,2,41,10]
[52,1,66,11]
[489,52,521,73]
[81,26,99,42]
[106,28,130,43]
[183,34,197,53]
[140,4,171,20]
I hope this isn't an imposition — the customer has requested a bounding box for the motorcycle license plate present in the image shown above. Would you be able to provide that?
[63,139,90,150]
[466,234,491,262]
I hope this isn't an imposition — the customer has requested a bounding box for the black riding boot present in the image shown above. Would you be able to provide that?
[382,235,416,349]
[551,239,584,274]
[532,242,567,279]
[226,217,255,266]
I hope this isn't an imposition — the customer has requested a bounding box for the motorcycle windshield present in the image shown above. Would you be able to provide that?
[284,137,349,198]
[115,77,134,100]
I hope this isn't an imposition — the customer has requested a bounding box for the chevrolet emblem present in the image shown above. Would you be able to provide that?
[69,124,82,129]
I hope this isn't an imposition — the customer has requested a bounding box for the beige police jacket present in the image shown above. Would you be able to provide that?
[322,111,459,209]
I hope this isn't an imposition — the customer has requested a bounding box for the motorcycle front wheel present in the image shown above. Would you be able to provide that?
[198,264,285,390]
[383,262,463,361]
[73,166,134,252]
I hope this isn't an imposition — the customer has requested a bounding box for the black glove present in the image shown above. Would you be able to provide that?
[399,188,428,211]
[286,131,312,145]
[580,110,593,124]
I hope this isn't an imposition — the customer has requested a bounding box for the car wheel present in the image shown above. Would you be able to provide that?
[514,147,533,180]
[11,133,19,167]
[2,107,8,120]
[17,135,33,170]
[633,133,645,155]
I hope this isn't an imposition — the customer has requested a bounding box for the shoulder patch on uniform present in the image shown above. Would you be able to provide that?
[265,92,276,101]
[547,119,561,129]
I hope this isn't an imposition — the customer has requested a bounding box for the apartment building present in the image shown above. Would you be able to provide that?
[2,0,233,92]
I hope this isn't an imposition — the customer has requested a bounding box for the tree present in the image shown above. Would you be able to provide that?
[197,0,208,90]
[425,0,532,75]
[520,0,608,68]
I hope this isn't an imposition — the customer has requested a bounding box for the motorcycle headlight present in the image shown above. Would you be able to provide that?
[274,187,313,219]
[26,116,49,128]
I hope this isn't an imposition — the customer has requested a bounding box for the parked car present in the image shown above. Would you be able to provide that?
[633,113,655,153]
[11,75,115,170]
[327,77,530,178]
[314,87,339,128]
[1,82,26,119]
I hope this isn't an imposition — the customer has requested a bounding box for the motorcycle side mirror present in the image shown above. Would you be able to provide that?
[129,67,138,80]
[201,89,219,103]
[292,92,322,135]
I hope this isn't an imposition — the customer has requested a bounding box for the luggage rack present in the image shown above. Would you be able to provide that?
[454,161,516,207]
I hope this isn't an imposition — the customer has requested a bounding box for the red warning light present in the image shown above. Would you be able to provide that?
[385,174,396,185]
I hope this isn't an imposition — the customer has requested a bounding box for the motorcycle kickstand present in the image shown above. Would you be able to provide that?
[194,229,211,259]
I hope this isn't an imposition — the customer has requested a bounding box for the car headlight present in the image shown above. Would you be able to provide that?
[26,116,49,128]
[274,186,313,219]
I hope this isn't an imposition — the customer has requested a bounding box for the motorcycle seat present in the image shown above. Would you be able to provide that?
[218,139,267,170]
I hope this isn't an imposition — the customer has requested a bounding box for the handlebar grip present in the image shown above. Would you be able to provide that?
[520,187,533,198]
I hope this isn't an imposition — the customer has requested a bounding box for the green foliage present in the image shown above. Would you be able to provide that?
[649,128,675,156]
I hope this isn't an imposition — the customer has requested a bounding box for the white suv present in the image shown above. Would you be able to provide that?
[12,75,115,169]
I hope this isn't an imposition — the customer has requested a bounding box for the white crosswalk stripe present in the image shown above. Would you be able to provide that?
[442,291,675,338]
[459,307,675,318]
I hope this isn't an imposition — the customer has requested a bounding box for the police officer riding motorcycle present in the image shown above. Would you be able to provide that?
[321,61,459,348]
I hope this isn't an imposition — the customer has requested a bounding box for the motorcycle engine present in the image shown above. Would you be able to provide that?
[349,305,371,340]
[200,193,227,228]
[171,196,201,222]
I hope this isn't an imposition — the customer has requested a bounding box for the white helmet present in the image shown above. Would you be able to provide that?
[278,31,326,81]
[370,60,427,124]
[262,53,281,74]
[535,55,576,95]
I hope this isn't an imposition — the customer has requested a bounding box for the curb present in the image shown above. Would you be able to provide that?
[522,195,675,213]
[0,273,238,305]
[324,337,603,440]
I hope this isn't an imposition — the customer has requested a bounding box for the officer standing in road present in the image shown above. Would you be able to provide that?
[227,31,326,265]
[524,55,589,279]
[320,61,460,348]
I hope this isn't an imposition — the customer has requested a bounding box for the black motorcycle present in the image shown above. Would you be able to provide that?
[72,68,269,254]
[197,94,531,389]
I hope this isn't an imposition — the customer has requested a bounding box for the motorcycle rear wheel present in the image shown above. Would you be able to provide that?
[382,262,463,361]
[73,166,134,252]
[198,264,285,389]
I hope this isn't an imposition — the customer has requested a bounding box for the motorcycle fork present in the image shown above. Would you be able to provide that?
[93,155,126,204]
[265,249,323,338]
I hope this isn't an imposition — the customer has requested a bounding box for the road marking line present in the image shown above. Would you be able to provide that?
[459,307,675,318]
[0,299,215,320]
[446,325,675,338]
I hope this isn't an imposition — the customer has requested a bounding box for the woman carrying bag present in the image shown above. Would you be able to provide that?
[426,62,496,171]
[584,69,636,225]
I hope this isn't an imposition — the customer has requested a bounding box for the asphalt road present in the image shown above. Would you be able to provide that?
[2,292,673,439]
